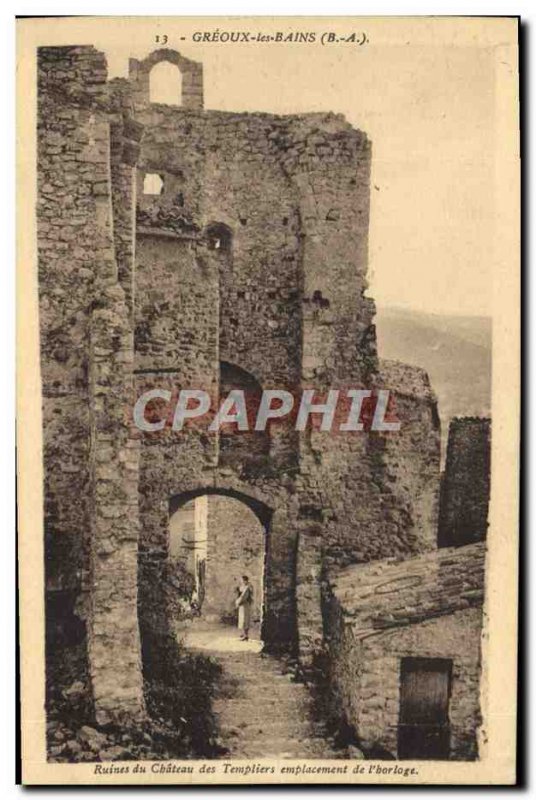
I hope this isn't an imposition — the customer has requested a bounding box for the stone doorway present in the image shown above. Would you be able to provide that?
[168,489,271,639]
[398,657,453,760]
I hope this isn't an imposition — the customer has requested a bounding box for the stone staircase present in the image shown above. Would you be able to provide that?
[212,649,341,759]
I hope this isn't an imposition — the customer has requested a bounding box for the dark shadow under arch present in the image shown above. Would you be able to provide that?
[204,221,233,253]
[218,361,270,471]
[220,360,261,392]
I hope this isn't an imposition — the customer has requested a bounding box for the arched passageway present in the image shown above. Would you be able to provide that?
[168,489,272,638]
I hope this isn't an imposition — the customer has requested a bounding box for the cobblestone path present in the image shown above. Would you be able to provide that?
[180,622,341,759]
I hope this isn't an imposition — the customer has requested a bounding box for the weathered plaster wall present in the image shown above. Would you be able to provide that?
[326,542,485,759]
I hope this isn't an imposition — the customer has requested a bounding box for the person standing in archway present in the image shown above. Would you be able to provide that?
[236,575,253,641]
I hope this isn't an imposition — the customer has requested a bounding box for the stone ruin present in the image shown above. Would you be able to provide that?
[37,45,491,758]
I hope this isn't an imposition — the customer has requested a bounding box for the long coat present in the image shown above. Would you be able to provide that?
[236,584,253,629]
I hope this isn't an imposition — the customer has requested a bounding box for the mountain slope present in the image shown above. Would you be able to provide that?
[375,306,491,438]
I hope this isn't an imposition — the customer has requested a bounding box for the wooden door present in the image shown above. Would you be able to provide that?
[398,657,452,759]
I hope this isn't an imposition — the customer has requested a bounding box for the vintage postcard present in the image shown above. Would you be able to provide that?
[17,16,520,785]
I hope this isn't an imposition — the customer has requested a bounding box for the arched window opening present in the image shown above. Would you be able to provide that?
[205,222,233,254]
[219,362,270,470]
[143,173,164,195]
[149,61,183,105]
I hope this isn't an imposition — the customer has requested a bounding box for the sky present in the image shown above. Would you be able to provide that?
[28,17,504,317]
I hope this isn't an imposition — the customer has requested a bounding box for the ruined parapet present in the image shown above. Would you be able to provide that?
[438,417,491,547]
[128,48,204,109]
[38,45,109,106]
[325,542,486,759]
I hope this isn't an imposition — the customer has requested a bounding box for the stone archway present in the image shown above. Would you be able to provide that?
[128,48,204,109]
[168,488,273,640]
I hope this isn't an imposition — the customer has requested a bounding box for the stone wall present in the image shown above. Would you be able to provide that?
[38,45,109,615]
[438,417,491,547]
[204,496,265,623]
[130,84,442,660]
[88,287,145,725]
[38,45,146,724]
[376,360,441,552]
[298,356,440,630]
[169,501,196,563]
[108,84,144,315]
[325,542,486,759]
